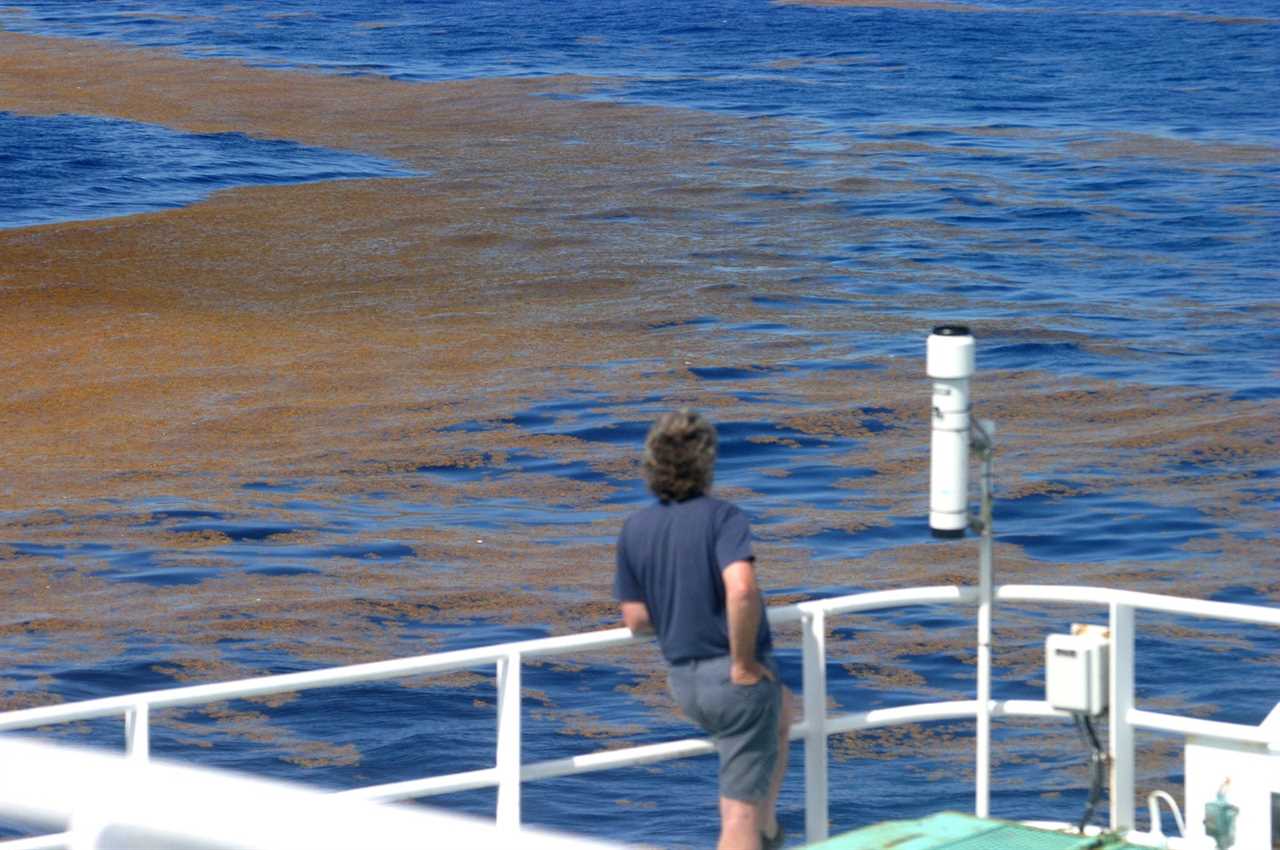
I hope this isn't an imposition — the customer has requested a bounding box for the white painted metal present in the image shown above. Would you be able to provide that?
[1130,709,1280,746]
[1109,603,1136,832]
[998,584,1280,626]
[1146,789,1186,842]
[1045,631,1109,715]
[990,699,1071,719]
[522,736,722,782]
[1184,734,1280,849]
[495,651,522,829]
[974,435,994,819]
[3,583,1279,849]
[0,737,623,850]
[124,703,148,763]
[825,700,977,736]
[801,609,829,844]
[65,812,104,850]
[334,767,501,802]
[799,585,978,617]
[0,833,72,850]
[340,740,725,803]
[927,328,975,535]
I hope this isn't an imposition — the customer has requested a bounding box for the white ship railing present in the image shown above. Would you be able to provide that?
[0,736,624,850]
[2,583,1279,849]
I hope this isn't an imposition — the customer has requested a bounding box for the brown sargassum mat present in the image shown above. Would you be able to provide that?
[1,32,1277,793]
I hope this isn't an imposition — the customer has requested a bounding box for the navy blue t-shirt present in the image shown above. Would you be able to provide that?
[614,495,772,664]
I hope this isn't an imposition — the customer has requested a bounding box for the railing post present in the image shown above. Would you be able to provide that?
[495,651,522,829]
[67,814,107,850]
[802,609,829,844]
[125,702,150,762]
[974,583,992,819]
[974,439,995,819]
[1109,603,1135,831]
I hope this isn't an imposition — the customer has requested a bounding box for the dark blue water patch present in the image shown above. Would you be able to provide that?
[890,650,975,700]
[751,294,854,309]
[688,365,779,381]
[150,679,506,786]
[723,321,794,334]
[859,417,892,434]
[144,508,225,523]
[1231,385,1280,401]
[431,620,551,653]
[716,420,847,460]
[498,400,653,448]
[510,410,559,430]
[506,391,619,417]
[1207,584,1272,606]
[998,493,1218,563]
[505,452,620,487]
[245,564,323,577]
[0,112,412,230]
[5,541,72,558]
[242,480,308,493]
[1135,618,1280,725]
[171,522,299,541]
[89,548,216,585]
[979,341,1101,372]
[559,421,652,446]
[54,655,181,702]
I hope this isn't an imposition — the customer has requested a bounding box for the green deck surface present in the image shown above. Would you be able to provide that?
[807,812,1147,850]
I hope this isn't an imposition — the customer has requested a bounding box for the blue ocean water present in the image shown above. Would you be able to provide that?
[0,112,411,229]
[2,1,1278,846]
[3,0,1277,391]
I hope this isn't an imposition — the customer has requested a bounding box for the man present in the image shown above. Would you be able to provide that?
[614,409,792,850]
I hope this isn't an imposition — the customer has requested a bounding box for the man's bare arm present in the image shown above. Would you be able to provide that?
[620,601,654,635]
[723,559,774,685]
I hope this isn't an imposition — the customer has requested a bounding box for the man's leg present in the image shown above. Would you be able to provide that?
[719,796,761,850]
[756,686,795,842]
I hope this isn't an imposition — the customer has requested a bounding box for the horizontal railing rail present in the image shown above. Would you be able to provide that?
[3,583,1278,850]
[997,584,1280,627]
[0,627,642,732]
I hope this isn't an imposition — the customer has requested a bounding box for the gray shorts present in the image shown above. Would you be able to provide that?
[668,654,781,802]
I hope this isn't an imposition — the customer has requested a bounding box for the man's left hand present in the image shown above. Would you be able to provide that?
[730,658,775,686]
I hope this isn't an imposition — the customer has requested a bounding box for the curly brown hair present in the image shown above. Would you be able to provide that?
[643,409,717,502]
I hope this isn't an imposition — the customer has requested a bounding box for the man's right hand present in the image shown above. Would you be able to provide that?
[730,658,775,686]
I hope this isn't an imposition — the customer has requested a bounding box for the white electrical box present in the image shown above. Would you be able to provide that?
[1045,624,1109,716]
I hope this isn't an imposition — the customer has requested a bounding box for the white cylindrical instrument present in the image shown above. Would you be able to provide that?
[928,325,975,538]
